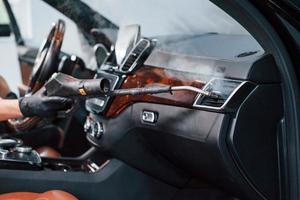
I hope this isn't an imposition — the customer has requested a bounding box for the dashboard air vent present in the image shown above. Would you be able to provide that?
[194,78,243,109]
[120,39,151,73]
[200,95,227,107]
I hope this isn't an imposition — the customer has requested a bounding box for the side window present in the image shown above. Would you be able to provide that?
[9,0,94,64]
[0,1,11,37]
[0,1,9,24]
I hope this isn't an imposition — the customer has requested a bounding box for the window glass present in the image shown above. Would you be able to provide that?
[83,0,264,59]
[8,0,94,64]
[0,1,10,24]
[83,0,250,37]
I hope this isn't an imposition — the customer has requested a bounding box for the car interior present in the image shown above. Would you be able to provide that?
[0,0,299,200]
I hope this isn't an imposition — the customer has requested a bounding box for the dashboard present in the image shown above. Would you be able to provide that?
[84,31,283,200]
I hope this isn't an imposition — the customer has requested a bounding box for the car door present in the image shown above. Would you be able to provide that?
[2,0,39,96]
[0,0,22,95]
[250,0,300,73]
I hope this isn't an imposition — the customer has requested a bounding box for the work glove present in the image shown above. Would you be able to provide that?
[19,93,73,118]
[5,92,17,99]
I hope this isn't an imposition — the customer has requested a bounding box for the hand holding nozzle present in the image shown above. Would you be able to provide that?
[45,73,111,98]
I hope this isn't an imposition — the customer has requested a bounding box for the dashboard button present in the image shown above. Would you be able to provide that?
[85,118,104,139]
[84,118,92,133]
[93,122,104,139]
[142,111,157,123]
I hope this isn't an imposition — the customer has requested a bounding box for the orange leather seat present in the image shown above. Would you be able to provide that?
[0,190,77,200]
[36,146,61,158]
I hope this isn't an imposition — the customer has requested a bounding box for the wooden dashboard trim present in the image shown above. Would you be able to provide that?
[105,66,206,118]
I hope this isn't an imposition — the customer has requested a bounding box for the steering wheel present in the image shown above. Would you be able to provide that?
[7,19,65,132]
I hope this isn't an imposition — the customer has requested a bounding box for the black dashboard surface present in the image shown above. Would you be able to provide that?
[86,33,282,200]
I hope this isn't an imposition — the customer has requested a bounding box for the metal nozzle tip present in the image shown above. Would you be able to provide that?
[208,92,220,99]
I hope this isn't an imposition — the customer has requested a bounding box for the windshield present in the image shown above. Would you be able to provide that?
[82,0,264,60]
[82,0,250,37]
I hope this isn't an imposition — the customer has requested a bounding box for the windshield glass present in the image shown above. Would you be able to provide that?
[82,0,249,37]
[82,0,264,60]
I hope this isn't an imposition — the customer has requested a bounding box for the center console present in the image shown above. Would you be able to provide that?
[0,135,108,173]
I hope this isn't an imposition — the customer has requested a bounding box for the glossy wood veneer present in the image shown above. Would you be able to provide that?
[105,66,206,118]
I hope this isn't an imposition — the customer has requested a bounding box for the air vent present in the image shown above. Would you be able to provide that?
[194,78,243,109]
[121,54,137,71]
[120,39,151,73]
[200,95,227,107]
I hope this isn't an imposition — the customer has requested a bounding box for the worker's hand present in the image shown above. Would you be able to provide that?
[18,95,73,118]
[0,75,11,98]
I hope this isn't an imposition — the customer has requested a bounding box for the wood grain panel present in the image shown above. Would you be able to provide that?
[105,66,206,118]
